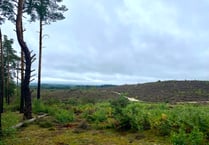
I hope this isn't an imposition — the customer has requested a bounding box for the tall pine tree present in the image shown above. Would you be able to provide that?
[2,35,20,105]
[0,28,3,135]
[25,0,68,99]
[16,0,33,119]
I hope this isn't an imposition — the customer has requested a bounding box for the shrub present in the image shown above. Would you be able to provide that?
[188,128,204,145]
[170,105,209,136]
[33,99,48,114]
[122,103,151,131]
[45,98,61,105]
[156,119,172,136]
[67,98,80,106]
[110,94,129,115]
[82,103,112,123]
[1,112,20,137]
[80,97,96,104]
[91,109,107,122]
[54,109,74,123]
[80,104,96,120]
[171,128,205,145]
[171,129,188,145]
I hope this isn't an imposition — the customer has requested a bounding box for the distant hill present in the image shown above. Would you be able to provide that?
[35,80,209,103]
[107,80,209,103]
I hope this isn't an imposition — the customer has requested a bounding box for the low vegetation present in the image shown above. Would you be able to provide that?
[0,91,209,145]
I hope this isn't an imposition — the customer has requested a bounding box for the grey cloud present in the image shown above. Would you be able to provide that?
[4,0,209,84]
[42,0,209,84]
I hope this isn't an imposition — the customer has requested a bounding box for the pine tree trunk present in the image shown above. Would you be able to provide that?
[37,20,43,100]
[20,48,24,113]
[0,29,3,135]
[16,61,19,101]
[6,46,10,105]
[0,113,2,136]
[16,0,32,119]
[0,29,4,113]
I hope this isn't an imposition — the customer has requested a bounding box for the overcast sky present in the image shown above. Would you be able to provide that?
[2,0,209,85]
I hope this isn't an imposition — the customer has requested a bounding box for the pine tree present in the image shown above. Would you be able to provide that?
[16,0,33,119]
[2,35,20,105]
[25,0,68,99]
[0,29,3,135]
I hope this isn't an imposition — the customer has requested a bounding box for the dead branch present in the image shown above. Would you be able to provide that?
[12,114,47,129]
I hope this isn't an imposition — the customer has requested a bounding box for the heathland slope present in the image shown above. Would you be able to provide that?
[107,80,209,103]
[38,80,209,103]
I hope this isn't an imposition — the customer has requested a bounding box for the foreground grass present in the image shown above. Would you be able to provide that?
[2,121,169,145]
[1,96,209,145]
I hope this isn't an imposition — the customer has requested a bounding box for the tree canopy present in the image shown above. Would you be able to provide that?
[25,0,68,23]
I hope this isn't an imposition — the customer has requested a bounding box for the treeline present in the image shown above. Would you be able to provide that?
[30,83,117,90]
[0,35,20,105]
[0,0,67,135]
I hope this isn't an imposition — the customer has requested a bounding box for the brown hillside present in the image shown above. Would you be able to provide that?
[38,80,209,104]
[106,80,209,103]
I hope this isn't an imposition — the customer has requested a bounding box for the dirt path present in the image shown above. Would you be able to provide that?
[112,91,140,102]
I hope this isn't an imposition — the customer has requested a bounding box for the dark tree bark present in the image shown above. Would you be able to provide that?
[37,20,43,100]
[20,48,24,113]
[6,45,10,105]
[16,61,19,99]
[0,29,3,113]
[16,0,32,119]
[0,29,3,135]
[0,113,2,136]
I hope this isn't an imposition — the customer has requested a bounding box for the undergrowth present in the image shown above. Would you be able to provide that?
[1,111,21,138]
[1,96,209,145]
[33,99,74,123]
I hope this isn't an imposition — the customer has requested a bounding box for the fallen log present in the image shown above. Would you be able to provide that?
[12,114,47,129]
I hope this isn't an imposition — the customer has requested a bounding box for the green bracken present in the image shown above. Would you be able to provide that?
[1,96,209,145]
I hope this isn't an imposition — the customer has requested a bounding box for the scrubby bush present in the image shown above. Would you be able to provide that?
[32,95,209,144]
[109,95,131,130]
[54,109,74,123]
[82,103,112,123]
[171,129,188,145]
[169,105,209,135]
[169,105,209,145]
[1,112,20,137]
[151,112,172,136]
[171,128,205,145]
[44,98,61,105]
[67,98,80,106]
[110,94,130,115]
[33,99,75,124]
[188,128,204,145]
[33,99,48,114]
[80,104,96,120]
[122,103,151,131]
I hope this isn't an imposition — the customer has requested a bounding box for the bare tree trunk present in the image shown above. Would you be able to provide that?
[16,0,32,119]
[0,113,2,136]
[37,20,43,100]
[20,48,24,113]
[16,61,19,99]
[0,29,4,113]
[6,46,10,105]
[0,29,3,135]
